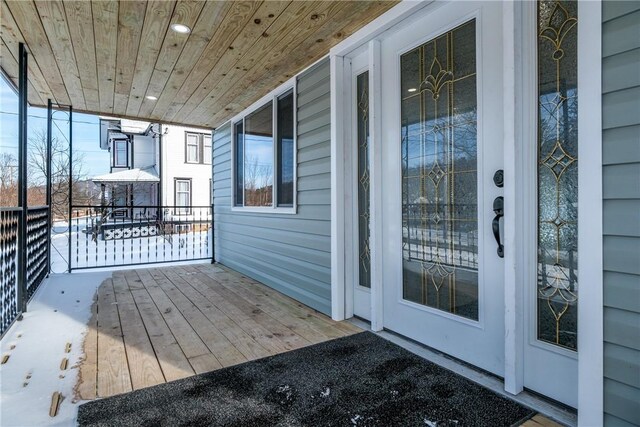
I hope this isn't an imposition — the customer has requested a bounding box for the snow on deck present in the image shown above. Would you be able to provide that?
[0,272,110,426]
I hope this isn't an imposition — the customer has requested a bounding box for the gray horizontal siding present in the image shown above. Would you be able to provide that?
[212,58,332,315]
[602,3,640,426]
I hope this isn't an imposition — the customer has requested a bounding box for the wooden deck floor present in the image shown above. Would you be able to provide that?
[76,263,361,399]
[74,263,564,426]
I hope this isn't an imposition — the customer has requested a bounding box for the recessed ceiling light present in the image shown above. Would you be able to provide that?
[170,23,191,34]
[408,88,417,92]
[146,95,158,101]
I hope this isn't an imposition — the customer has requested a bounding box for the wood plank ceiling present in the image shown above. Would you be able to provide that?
[0,0,398,129]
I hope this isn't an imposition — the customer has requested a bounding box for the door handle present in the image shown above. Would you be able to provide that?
[492,196,504,258]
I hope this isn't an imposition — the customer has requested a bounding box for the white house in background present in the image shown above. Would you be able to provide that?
[160,124,212,213]
[93,118,211,218]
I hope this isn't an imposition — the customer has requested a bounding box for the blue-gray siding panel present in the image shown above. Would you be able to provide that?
[602,3,640,425]
[212,58,332,315]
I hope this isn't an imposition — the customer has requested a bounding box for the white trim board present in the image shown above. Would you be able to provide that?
[576,1,603,425]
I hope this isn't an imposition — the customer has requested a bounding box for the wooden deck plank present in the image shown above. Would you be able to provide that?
[80,263,364,399]
[134,269,211,360]
[123,271,194,383]
[195,264,358,339]
[96,279,132,397]
[530,414,564,427]
[177,266,311,351]
[76,292,98,400]
[111,273,165,390]
[150,268,269,363]
[203,279,335,344]
[167,267,303,354]
[188,353,223,375]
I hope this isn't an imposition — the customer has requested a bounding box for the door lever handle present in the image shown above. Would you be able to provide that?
[492,196,504,258]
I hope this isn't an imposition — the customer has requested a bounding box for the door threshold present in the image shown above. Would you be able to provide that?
[348,318,578,427]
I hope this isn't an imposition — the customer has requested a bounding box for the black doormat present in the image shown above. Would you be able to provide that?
[78,332,534,427]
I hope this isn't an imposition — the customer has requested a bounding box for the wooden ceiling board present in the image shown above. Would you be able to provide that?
[160,0,265,122]
[187,0,352,127]
[113,0,148,114]
[0,37,44,106]
[137,0,206,119]
[199,0,393,126]
[167,0,295,124]
[148,0,231,121]
[0,0,399,128]
[170,0,323,125]
[124,0,175,117]
[4,0,71,105]
[63,0,100,112]
[92,0,118,114]
[34,0,86,110]
[1,2,51,105]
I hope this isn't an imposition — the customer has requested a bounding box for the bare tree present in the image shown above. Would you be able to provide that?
[0,152,18,207]
[27,128,89,219]
[243,156,273,206]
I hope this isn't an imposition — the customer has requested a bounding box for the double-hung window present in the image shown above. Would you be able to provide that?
[233,88,295,210]
[186,133,200,163]
[175,179,191,215]
[185,132,212,164]
[113,139,128,167]
[203,135,212,164]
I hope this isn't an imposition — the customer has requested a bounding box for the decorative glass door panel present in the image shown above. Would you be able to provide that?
[537,0,578,351]
[357,71,371,289]
[400,20,479,320]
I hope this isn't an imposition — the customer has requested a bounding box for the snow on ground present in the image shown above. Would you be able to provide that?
[0,271,110,426]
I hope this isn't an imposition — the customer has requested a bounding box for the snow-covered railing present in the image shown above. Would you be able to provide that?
[69,205,213,270]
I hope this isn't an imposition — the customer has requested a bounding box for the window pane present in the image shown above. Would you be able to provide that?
[203,135,212,164]
[244,103,273,207]
[235,122,244,205]
[115,140,127,166]
[277,91,294,206]
[187,134,199,163]
[537,0,578,351]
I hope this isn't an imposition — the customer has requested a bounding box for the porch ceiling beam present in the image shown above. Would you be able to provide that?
[0,0,398,128]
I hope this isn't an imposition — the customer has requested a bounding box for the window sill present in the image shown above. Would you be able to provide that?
[230,206,297,215]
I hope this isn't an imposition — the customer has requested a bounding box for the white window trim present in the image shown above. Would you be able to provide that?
[229,79,298,214]
[175,178,192,215]
[203,135,212,165]
[186,132,200,164]
[113,139,128,167]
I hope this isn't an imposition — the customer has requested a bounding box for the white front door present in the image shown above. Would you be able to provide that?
[379,1,506,376]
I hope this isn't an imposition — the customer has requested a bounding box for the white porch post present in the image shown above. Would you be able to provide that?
[330,54,346,321]
[503,0,524,395]
[368,39,384,332]
[577,1,604,424]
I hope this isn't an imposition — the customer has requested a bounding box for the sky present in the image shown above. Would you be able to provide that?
[0,74,109,180]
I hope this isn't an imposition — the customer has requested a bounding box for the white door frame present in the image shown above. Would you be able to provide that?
[329,0,603,423]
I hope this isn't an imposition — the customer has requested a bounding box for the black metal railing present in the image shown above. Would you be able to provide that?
[1,208,20,336]
[26,206,49,300]
[0,206,50,336]
[68,205,212,270]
